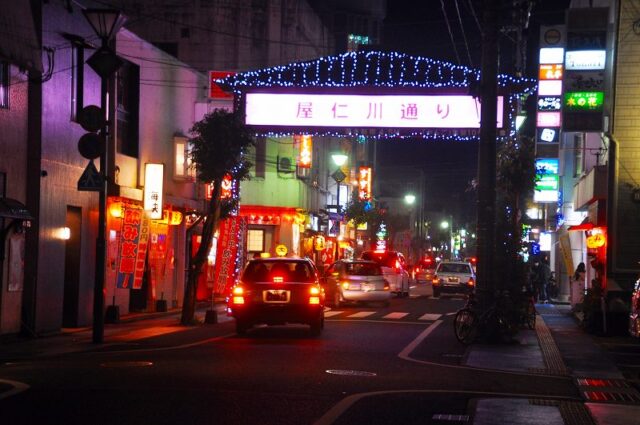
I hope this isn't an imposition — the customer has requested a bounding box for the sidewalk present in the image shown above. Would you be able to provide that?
[467,303,640,425]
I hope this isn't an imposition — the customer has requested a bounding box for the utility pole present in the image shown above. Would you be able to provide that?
[476,0,499,308]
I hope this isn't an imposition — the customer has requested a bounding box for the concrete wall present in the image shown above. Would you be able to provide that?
[0,64,29,334]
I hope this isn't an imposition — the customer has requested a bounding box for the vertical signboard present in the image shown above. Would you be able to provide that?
[213,216,246,295]
[562,8,608,132]
[358,166,372,201]
[295,135,313,168]
[117,207,150,289]
[537,26,565,160]
[144,163,164,220]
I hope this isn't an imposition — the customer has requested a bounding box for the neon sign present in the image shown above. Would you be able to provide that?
[564,91,604,111]
[539,64,563,80]
[245,93,505,129]
[358,166,372,201]
[296,135,312,168]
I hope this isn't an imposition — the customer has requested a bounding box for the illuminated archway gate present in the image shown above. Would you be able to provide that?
[218,50,536,140]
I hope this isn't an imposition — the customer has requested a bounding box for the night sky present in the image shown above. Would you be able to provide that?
[377,0,570,226]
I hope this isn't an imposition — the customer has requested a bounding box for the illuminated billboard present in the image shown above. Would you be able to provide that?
[565,50,606,70]
[537,112,561,127]
[534,158,559,203]
[245,93,504,128]
[539,64,563,80]
[539,47,565,64]
[564,91,604,111]
[538,80,563,96]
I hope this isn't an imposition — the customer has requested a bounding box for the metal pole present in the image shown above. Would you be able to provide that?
[476,0,499,308]
[92,38,108,344]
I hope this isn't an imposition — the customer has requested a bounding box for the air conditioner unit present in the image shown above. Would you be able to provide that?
[277,156,294,173]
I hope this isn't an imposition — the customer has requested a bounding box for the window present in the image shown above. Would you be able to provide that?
[70,44,84,121]
[174,136,195,180]
[247,229,265,252]
[116,60,140,157]
[0,61,8,109]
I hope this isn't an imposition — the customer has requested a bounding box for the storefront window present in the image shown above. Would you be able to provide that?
[247,229,264,252]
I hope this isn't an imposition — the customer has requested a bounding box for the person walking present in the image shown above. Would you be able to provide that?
[535,259,552,303]
[571,262,586,309]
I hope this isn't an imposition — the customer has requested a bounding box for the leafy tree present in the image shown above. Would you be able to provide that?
[344,190,385,244]
[180,109,254,325]
[495,135,536,292]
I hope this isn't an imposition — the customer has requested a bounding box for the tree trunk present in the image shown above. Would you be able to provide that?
[180,180,222,325]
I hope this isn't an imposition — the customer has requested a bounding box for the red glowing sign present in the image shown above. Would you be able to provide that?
[296,135,313,168]
[206,174,233,200]
[358,166,372,200]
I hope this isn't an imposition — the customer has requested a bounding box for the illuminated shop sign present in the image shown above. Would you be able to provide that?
[564,71,604,91]
[537,80,563,96]
[537,97,561,111]
[143,163,164,219]
[244,93,505,128]
[358,166,372,200]
[564,91,604,111]
[539,64,563,80]
[539,47,565,64]
[295,135,313,168]
[206,174,234,200]
[534,158,559,203]
[537,112,561,127]
[565,50,606,70]
[537,128,560,144]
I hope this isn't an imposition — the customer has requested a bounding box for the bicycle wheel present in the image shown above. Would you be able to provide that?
[454,308,479,344]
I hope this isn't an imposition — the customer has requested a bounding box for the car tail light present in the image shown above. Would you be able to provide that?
[467,278,475,287]
[432,277,440,286]
[395,260,401,271]
[231,286,245,304]
[309,286,321,304]
[341,281,350,289]
[383,280,390,291]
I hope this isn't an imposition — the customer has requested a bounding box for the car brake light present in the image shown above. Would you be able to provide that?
[310,287,320,295]
[467,278,475,287]
[432,277,440,286]
[341,282,350,289]
[231,286,244,304]
[383,280,390,291]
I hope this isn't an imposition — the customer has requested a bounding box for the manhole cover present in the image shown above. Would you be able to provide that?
[100,361,153,368]
[326,369,377,377]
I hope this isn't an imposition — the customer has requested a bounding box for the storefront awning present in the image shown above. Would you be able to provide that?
[568,221,594,232]
[0,198,33,220]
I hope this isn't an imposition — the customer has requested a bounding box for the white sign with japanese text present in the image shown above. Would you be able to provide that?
[143,163,164,220]
[245,93,504,129]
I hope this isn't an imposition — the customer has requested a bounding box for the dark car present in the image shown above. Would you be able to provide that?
[227,257,325,336]
[413,256,438,283]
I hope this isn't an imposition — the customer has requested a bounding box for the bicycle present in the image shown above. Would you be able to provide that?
[453,291,515,344]
[515,288,537,330]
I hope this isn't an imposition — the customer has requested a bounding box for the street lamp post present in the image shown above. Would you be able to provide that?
[83,8,125,344]
[440,217,453,259]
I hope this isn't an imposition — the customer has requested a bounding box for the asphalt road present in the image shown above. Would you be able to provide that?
[0,284,579,425]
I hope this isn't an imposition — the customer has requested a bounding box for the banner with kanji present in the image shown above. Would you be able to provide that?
[212,216,246,295]
[116,207,150,289]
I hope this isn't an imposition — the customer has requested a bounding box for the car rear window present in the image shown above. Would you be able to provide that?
[242,260,315,283]
[361,251,397,268]
[419,259,437,269]
[437,263,472,274]
[344,262,382,276]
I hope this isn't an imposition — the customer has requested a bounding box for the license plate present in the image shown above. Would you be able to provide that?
[264,290,290,303]
[447,277,459,283]
[348,283,361,291]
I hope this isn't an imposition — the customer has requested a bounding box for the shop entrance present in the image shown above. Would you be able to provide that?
[62,206,82,327]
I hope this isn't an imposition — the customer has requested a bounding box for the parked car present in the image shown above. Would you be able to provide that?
[413,256,438,283]
[361,250,411,297]
[630,276,640,338]
[322,260,391,307]
[227,257,325,336]
[432,260,476,298]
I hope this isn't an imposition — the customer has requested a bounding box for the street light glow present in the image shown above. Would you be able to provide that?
[440,221,449,229]
[331,153,348,167]
[404,194,416,205]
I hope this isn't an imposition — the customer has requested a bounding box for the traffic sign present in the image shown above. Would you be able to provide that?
[79,105,104,132]
[77,161,103,192]
[77,132,103,159]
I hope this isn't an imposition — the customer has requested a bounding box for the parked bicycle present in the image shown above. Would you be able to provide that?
[453,291,517,344]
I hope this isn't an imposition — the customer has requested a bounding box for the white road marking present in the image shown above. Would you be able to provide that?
[0,379,30,400]
[446,312,457,316]
[323,311,344,318]
[348,311,376,318]
[418,313,442,321]
[383,312,409,320]
[398,320,443,360]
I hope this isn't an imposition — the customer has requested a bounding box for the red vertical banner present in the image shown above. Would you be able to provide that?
[213,216,244,295]
[133,215,150,289]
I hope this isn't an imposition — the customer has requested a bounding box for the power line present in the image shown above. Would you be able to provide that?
[440,0,461,64]
[454,0,474,66]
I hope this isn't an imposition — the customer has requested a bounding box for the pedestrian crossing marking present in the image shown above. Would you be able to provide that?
[348,311,376,318]
[418,313,442,321]
[324,311,344,318]
[383,312,409,320]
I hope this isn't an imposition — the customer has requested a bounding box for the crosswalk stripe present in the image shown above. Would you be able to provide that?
[324,311,344,318]
[383,312,409,319]
[348,311,376,318]
[418,313,442,321]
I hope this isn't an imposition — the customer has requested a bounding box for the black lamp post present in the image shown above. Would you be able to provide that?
[83,8,125,343]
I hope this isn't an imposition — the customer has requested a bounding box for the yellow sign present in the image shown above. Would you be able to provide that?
[314,236,325,251]
[275,244,288,257]
[586,233,606,249]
